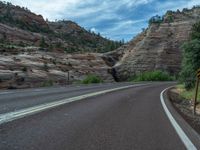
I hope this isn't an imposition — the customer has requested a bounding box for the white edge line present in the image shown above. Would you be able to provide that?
[160,87,197,150]
[0,92,13,95]
[0,84,145,125]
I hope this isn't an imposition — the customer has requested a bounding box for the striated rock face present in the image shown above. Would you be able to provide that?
[48,21,122,53]
[0,1,121,89]
[0,23,42,45]
[111,7,200,81]
[0,49,114,89]
[0,1,122,53]
[0,2,49,32]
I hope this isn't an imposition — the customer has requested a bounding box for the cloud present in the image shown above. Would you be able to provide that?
[6,0,86,20]
[90,27,98,33]
[5,0,200,41]
[6,0,154,20]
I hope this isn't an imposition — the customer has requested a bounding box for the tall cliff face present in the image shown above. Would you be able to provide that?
[111,7,200,81]
[0,2,122,53]
[0,1,49,33]
[0,2,117,89]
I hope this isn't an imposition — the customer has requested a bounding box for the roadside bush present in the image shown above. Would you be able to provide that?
[129,70,174,82]
[81,74,103,84]
[180,21,200,90]
[42,80,54,87]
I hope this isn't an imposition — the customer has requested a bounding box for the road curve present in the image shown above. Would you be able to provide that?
[0,82,138,114]
[0,82,198,150]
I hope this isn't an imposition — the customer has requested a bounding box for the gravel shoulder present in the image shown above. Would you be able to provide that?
[168,87,200,134]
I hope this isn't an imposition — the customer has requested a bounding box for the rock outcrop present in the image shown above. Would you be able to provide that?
[0,1,118,89]
[0,1,123,53]
[0,1,49,33]
[110,7,200,81]
[0,49,114,89]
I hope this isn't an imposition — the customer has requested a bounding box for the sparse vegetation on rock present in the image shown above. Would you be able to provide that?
[129,70,174,82]
[81,74,103,84]
[42,80,54,87]
[149,15,163,24]
[0,2,123,54]
[105,6,200,81]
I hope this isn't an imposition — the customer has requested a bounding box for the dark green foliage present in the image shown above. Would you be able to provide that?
[53,21,124,53]
[166,15,174,23]
[64,47,76,53]
[191,21,200,40]
[0,2,124,53]
[129,71,174,82]
[39,37,48,48]
[42,80,54,87]
[22,66,27,72]
[149,15,163,24]
[0,1,50,33]
[165,11,174,23]
[81,74,103,84]
[180,21,200,89]
[180,39,200,89]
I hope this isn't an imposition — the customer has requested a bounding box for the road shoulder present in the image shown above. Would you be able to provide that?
[161,87,200,149]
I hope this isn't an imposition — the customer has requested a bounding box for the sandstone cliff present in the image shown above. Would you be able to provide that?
[0,1,122,53]
[107,7,200,81]
[0,48,114,89]
[0,1,117,89]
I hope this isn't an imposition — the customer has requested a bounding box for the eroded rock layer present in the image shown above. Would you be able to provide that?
[111,7,200,80]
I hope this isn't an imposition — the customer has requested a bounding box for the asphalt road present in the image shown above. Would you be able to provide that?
[0,82,136,114]
[0,82,199,150]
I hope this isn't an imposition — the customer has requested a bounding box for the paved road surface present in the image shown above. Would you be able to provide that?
[0,82,135,114]
[0,82,199,150]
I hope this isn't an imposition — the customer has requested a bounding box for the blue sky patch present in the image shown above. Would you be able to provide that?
[6,0,200,41]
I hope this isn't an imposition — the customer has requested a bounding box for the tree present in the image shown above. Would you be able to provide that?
[149,15,163,24]
[191,21,200,40]
[39,37,47,48]
[0,32,7,43]
[180,21,200,89]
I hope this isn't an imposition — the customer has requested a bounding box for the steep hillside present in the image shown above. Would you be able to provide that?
[0,1,49,33]
[48,21,123,53]
[0,1,123,53]
[0,1,118,89]
[107,7,200,81]
[0,49,114,89]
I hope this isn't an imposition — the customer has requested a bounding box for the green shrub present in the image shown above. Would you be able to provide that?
[81,74,103,84]
[180,21,200,89]
[129,70,174,82]
[149,15,163,25]
[40,37,48,48]
[176,84,200,102]
[42,80,54,87]
[22,66,27,72]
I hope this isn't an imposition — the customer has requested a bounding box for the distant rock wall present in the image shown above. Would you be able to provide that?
[0,50,114,89]
[111,7,200,81]
[0,2,49,32]
[0,23,41,45]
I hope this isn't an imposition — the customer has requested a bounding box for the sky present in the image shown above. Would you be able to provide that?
[5,0,200,41]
